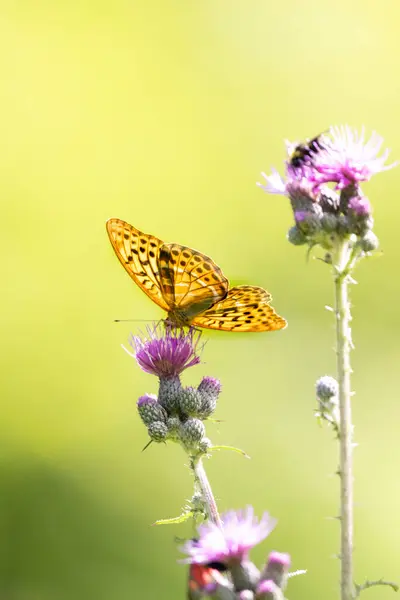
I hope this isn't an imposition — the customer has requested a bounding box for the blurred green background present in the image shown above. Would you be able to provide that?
[1,1,399,598]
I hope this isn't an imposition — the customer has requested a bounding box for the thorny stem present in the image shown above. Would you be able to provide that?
[334,239,355,600]
[191,456,222,528]
[354,579,399,597]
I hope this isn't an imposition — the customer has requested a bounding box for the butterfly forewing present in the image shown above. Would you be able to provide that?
[106,218,169,310]
[192,285,287,332]
[158,243,229,310]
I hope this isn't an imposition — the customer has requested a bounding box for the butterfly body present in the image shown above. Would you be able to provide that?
[106,218,286,332]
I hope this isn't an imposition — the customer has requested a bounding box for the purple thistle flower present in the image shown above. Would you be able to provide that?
[310,126,396,190]
[126,325,202,377]
[258,126,396,199]
[180,506,277,565]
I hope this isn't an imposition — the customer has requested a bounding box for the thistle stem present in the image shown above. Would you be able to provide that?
[334,239,354,600]
[191,456,222,528]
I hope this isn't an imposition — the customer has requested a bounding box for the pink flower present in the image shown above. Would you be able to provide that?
[310,126,396,190]
[180,507,277,565]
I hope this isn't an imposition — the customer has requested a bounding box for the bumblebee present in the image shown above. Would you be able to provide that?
[288,133,325,168]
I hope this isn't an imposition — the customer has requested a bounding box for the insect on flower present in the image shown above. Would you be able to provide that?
[288,133,326,168]
[106,218,287,332]
[187,562,228,599]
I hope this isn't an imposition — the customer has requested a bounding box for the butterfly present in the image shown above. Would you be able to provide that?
[106,218,287,332]
[187,562,229,599]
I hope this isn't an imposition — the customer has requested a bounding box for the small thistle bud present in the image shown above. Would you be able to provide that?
[166,416,181,440]
[230,560,260,593]
[180,418,206,446]
[198,376,221,417]
[198,437,212,454]
[347,196,374,235]
[295,211,321,235]
[158,375,182,413]
[316,376,339,427]
[147,420,168,442]
[255,579,284,600]
[178,386,203,416]
[198,376,222,397]
[336,215,350,235]
[320,213,338,233]
[287,225,307,246]
[137,394,167,426]
[360,230,379,253]
[316,375,338,400]
[348,195,371,217]
[261,552,291,590]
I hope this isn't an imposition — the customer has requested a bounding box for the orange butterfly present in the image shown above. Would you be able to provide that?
[106,218,286,332]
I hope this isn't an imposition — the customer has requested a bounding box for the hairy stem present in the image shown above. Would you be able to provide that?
[334,239,354,600]
[191,456,222,528]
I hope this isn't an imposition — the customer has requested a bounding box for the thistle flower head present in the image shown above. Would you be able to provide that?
[180,507,277,565]
[128,325,202,377]
[258,125,395,249]
[310,126,397,190]
[259,126,395,198]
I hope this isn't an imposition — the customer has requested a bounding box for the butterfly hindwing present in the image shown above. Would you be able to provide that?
[192,285,287,332]
[158,243,229,318]
[106,218,169,310]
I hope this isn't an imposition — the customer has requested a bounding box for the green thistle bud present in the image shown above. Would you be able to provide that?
[147,421,168,442]
[336,215,351,235]
[316,375,338,399]
[180,418,206,445]
[295,211,321,235]
[137,394,167,426]
[320,213,338,233]
[316,376,339,428]
[198,376,221,418]
[198,437,212,454]
[178,386,203,416]
[158,375,182,413]
[166,416,181,440]
[287,225,307,246]
[230,560,260,595]
[360,230,379,253]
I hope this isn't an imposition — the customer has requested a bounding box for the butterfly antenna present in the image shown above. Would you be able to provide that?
[114,319,157,323]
